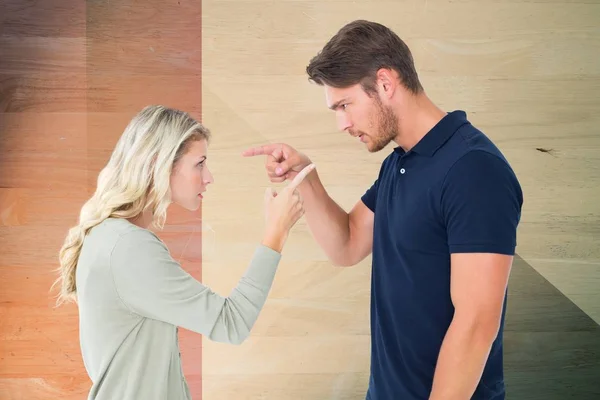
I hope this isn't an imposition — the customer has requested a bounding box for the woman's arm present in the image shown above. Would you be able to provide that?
[110,228,281,345]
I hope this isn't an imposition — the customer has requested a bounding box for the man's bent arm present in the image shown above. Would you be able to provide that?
[298,168,373,267]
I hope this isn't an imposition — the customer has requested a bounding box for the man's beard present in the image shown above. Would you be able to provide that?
[367,98,399,153]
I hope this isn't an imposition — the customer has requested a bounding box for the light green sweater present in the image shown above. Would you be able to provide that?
[75,217,282,399]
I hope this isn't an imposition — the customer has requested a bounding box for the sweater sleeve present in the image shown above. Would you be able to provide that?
[109,228,281,345]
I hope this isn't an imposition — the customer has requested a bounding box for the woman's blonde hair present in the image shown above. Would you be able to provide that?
[52,105,210,306]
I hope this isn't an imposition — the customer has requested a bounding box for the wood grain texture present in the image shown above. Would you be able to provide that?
[503,256,600,399]
[0,2,90,396]
[200,0,599,399]
[0,0,204,398]
[2,0,599,399]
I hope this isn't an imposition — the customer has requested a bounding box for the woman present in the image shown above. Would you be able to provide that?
[53,105,314,399]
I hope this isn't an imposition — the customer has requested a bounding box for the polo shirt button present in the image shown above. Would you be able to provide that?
[400,168,406,174]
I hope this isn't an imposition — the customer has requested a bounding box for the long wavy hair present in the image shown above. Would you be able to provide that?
[52,105,211,306]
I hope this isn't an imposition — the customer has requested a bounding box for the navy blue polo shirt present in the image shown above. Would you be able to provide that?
[361,110,523,400]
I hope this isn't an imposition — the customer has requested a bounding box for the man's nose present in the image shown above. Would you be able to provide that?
[336,113,352,132]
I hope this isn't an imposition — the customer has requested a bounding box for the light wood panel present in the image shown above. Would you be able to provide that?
[202,0,600,318]
[200,0,599,399]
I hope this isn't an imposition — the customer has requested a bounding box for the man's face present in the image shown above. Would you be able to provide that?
[325,83,398,152]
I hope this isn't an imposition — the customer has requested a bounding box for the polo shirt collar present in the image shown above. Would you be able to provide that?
[395,110,470,157]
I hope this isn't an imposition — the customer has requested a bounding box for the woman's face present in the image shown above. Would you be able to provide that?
[170,139,213,211]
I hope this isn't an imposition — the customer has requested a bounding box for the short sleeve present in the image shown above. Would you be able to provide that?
[361,179,379,212]
[361,156,390,212]
[441,150,523,255]
[110,229,281,344]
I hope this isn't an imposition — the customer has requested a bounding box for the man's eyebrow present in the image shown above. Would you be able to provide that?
[329,98,349,110]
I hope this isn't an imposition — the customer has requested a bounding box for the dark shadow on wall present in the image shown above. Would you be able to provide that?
[504,254,600,399]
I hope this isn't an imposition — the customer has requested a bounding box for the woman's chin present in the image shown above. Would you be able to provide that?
[175,199,201,212]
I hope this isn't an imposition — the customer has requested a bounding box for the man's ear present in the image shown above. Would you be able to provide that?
[376,68,398,99]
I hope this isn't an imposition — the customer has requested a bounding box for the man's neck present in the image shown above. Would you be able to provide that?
[394,92,447,152]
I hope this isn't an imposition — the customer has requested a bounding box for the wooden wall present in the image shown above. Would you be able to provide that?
[0,1,204,398]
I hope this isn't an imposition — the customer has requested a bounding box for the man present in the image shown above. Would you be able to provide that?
[243,20,523,400]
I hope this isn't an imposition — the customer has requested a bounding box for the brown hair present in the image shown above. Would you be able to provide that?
[306,20,423,95]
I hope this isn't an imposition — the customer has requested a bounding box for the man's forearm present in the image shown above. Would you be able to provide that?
[429,317,498,399]
[297,169,352,266]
